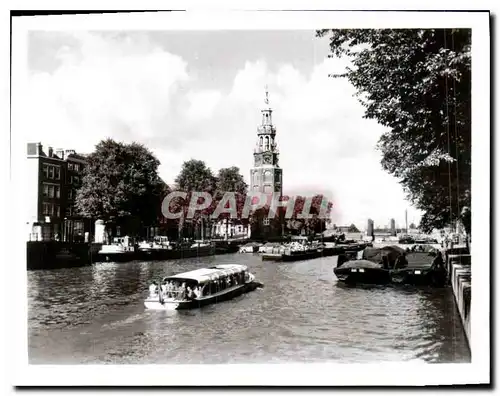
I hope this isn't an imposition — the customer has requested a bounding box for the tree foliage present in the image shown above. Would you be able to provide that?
[175,159,217,193]
[316,29,471,234]
[348,224,360,233]
[76,139,166,230]
[214,166,248,223]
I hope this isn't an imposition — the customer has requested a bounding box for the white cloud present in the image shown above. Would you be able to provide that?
[23,32,422,229]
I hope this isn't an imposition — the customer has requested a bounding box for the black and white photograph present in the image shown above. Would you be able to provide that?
[7,6,490,387]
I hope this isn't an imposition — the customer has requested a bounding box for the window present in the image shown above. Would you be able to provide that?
[68,163,74,171]
[74,221,84,235]
[68,190,73,200]
[264,170,272,183]
[74,163,79,172]
[48,166,54,179]
[55,186,60,199]
[253,172,259,185]
[43,164,49,178]
[55,205,60,218]
[55,167,60,180]
[42,202,54,216]
[43,184,49,197]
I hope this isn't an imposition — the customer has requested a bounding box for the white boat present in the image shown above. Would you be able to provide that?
[138,236,172,252]
[258,242,282,253]
[97,236,136,261]
[144,264,258,310]
[239,242,261,253]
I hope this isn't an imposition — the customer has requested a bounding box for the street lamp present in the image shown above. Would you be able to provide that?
[63,217,68,242]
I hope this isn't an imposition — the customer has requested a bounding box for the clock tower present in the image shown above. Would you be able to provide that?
[250,87,283,196]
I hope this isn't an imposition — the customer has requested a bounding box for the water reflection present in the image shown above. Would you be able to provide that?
[28,254,470,364]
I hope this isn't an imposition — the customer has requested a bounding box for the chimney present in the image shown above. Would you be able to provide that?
[27,142,42,156]
[48,146,53,157]
[55,148,65,160]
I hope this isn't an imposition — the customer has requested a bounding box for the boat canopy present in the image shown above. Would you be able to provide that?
[163,264,248,284]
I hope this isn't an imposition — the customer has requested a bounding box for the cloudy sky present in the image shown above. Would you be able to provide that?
[25,30,422,229]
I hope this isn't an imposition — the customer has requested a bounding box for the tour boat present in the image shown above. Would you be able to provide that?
[144,264,259,310]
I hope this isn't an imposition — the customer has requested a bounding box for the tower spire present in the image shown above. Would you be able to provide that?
[264,84,269,105]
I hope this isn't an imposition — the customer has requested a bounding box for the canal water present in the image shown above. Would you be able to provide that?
[28,253,470,364]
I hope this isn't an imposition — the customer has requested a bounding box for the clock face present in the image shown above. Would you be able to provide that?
[264,155,272,164]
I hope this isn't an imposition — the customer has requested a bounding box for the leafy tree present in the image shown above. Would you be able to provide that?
[216,166,248,194]
[348,223,360,233]
[286,195,332,235]
[76,139,165,236]
[173,160,217,239]
[317,29,471,234]
[175,159,217,193]
[214,167,248,237]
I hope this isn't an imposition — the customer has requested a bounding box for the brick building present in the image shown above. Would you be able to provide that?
[26,142,88,242]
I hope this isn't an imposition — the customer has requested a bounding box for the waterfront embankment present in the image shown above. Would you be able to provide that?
[444,246,471,348]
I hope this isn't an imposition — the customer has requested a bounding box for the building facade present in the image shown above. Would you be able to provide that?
[390,218,396,236]
[248,88,284,238]
[26,143,88,242]
[367,218,374,237]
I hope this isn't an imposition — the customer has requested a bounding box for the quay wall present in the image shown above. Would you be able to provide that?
[445,248,471,348]
[27,239,244,270]
[27,241,103,270]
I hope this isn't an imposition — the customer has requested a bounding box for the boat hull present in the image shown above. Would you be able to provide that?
[261,253,283,261]
[334,267,391,285]
[92,251,137,263]
[390,267,446,287]
[281,250,323,262]
[144,281,261,310]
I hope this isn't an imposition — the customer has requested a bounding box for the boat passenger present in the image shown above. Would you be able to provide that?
[160,283,167,294]
[179,283,187,300]
[186,286,194,300]
[149,282,158,295]
[431,251,445,271]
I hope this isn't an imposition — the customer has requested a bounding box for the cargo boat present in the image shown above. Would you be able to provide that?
[333,250,446,287]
